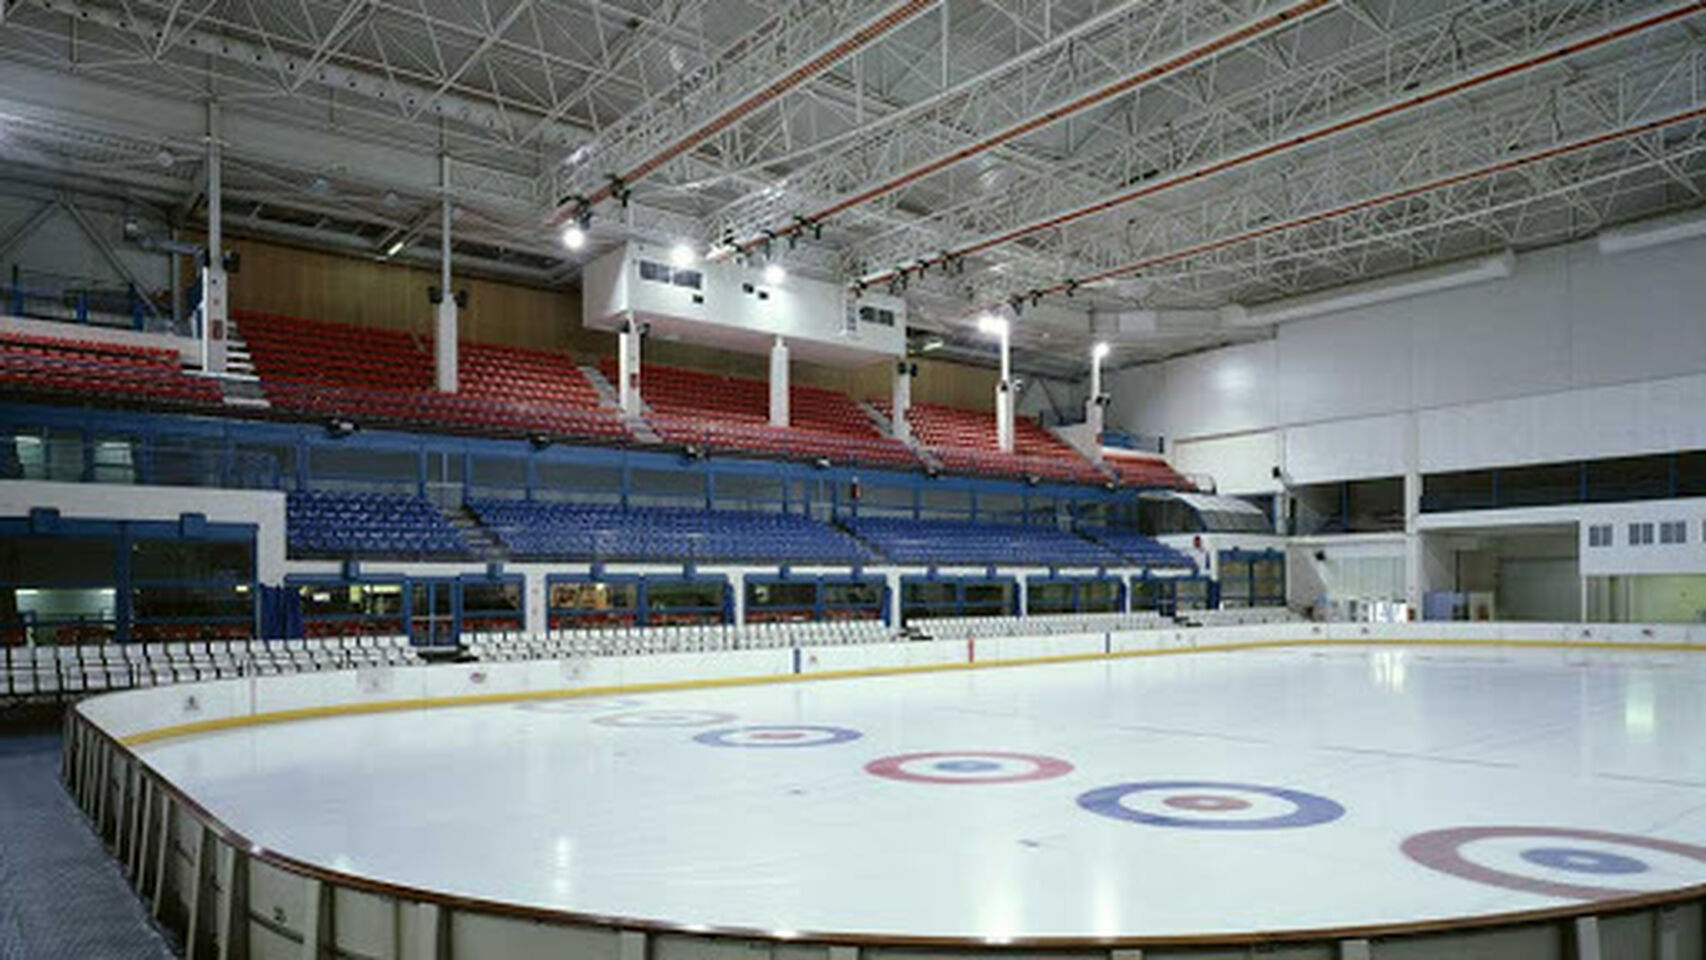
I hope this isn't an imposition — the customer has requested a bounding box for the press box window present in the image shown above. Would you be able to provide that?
[637,259,703,290]
[857,305,897,327]
[1628,522,1655,546]
[1659,521,1687,544]
[1587,525,1612,547]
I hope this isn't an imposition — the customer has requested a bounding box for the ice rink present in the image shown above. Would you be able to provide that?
[137,646,1706,939]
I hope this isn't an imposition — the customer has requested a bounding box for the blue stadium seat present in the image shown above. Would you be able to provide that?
[842,517,1121,567]
[466,499,874,564]
[1078,528,1197,570]
[287,490,471,558]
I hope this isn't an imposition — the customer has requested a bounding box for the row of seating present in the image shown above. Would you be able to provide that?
[1105,454,1195,490]
[0,330,182,365]
[0,636,421,699]
[1079,529,1197,569]
[238,311,627,443]
[0,336,223,410]
[1184,607,1301,626]
[467,499,873,563]
[288,490,470,557]
[649,414,918,469]
[466,620,893,660]
[879,401,1108,485]
[921,611,1175,639]
[1,611,1295,702]
[606,358,920,469]
[0,317,1198,490]
[844,516,1123,567]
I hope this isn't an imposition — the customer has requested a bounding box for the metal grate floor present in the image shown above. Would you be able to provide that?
[0,732,175,960]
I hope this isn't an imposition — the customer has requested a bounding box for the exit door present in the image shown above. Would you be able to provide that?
[409,579,459,647]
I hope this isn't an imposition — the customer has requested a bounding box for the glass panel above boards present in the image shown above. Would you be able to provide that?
[548,579,640,630]
[132,539,255,583]
[1027,580,1076,615]
[745,580,819,623]
[645,579,729,627]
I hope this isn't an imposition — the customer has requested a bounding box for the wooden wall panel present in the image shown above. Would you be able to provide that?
[217,235,1004,410]
[221,237,595,354]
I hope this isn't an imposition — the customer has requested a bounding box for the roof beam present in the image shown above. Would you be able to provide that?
[852,0,1706,290]
[711,0,1338,260]
[547,0,942,225]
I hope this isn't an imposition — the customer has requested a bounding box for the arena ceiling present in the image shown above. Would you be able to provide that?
[1,0,1703,377]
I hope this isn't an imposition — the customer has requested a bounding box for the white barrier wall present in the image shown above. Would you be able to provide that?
[79,622,1706,743]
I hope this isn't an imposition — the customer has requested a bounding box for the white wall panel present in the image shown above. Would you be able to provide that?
[1154,339,1278,439]
[1114,234,1706,481]
[1277,311,1411,424]
[1568,239,1706,386]
[1171,431,1279,495]
[1407,249,1571,409]
[1420,372,1706,472]
[1284,414,1410,484]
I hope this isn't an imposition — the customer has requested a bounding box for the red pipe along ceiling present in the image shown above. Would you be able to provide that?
[1039,104,1706,301]
[726,0,1338,257]
[550,0,939,227]
[857,0,1706,289]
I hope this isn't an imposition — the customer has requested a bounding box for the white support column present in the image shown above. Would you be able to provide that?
[890,361,912,441]
[1085,342,1108,443]
[1404,411,1423,614]
[617,313,642,416]
[730,571,746,626]
[199,102,228,374]
[768,335,790,428]
[434,154,458,394]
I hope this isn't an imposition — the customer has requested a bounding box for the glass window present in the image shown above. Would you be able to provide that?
[463,581,522,614]
[132,539,254,582]
[747,581,818,609]
[1027,581,1076,615]
[902,580,956,607]
[133,584,252,619]
[535,462,622,503]
[1174,578,1210,611]
[631,467,705,505]
[90,436,138,484]
[962,580,1013,615]
[0,537,117,585]
[825,581,880,607]
[469,455,527,493]
[1081,579,1121,613]
[298,582,405,618]
[647,580,724,611]
[549,580,638,611]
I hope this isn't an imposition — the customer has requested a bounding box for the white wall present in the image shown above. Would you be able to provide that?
[0,480,288,583]
[1111,235,1706,493]
[1575,497,1706,577]
[581,242,905,360]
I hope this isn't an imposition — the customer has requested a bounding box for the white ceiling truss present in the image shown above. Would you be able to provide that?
[0,0,1702,374]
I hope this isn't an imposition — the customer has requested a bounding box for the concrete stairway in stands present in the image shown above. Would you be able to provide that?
[580,362,661,444]
[857,399,893,435]
[447,505,507,561]
[204,319,271,409]
[862,400,942,474]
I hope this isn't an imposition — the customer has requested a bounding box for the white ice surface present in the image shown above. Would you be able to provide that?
[136,646,1706,938]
